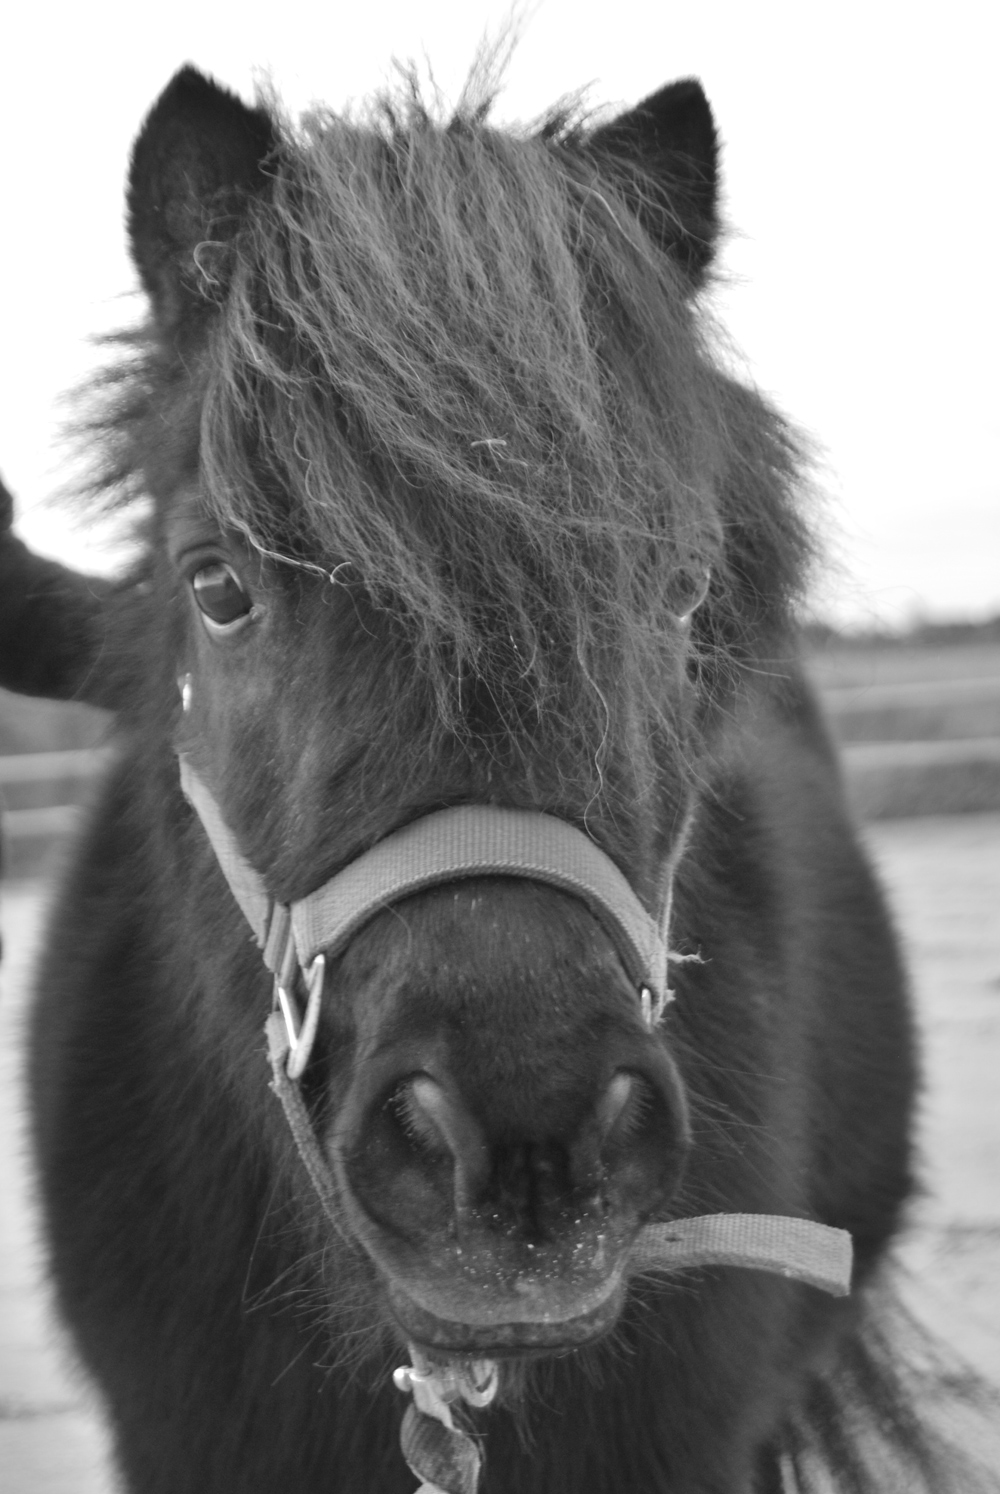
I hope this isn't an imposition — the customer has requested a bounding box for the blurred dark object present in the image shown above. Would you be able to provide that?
[0,472,120,705]
[0,471,116,878]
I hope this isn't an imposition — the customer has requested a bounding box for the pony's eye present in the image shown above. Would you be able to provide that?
[191,563,254,630]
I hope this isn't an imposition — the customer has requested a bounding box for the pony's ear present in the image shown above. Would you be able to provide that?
[588,79,719,282]
[127,66,277,337]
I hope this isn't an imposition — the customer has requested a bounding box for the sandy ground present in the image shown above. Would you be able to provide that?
[1,814,999,1492]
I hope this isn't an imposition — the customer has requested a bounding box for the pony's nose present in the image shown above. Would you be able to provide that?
[336,1050,688,1244]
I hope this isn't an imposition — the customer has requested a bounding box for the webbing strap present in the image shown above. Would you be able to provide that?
[265,1013,351,1243]
[179,758,272,944]
[289,804,668,993]
[631,1214,852,1297]
[179,757,671,999]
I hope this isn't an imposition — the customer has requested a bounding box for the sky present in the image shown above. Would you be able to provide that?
[1,0,997,627]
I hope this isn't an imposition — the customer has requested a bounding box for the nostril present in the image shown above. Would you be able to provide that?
[571,1066,688,1215]
[391,1077,490,1211]
[390,1079,453,1159]
[594,1072,643,1146]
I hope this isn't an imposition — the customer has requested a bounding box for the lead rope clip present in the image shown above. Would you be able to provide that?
[393,1347,498,1494]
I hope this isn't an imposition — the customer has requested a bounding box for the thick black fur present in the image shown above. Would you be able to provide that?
[19,65,997,1494]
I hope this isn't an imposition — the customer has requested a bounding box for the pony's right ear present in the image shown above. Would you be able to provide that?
[127,66,277,338]
[587,79,719,283]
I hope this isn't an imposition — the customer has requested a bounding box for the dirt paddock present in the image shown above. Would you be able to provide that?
[1,812,998,1491]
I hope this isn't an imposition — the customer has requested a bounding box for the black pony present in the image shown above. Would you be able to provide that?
[21,64,988,1493]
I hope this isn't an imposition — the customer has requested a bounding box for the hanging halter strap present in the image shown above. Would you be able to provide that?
[179,755,852,1494]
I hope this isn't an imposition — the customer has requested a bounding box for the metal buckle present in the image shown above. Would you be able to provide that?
[285,954,326,1081]
[640,984,672,1029]
[272,920,302,1042]
[275,979,302,1047]
[394,1346,499,1410]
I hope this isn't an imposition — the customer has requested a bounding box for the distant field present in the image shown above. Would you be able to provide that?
[0,690,108,758]
[805,640,1000,690]
[803,643,1000,820]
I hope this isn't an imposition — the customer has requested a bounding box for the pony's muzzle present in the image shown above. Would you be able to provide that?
[328,1035,690,1346]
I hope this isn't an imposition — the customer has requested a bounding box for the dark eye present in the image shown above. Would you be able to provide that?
[191,563,254,630]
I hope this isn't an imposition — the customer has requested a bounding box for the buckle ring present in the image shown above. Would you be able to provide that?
[286,953,326,1081]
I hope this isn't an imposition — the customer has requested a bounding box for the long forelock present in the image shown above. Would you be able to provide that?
[197,88,734,737]
[81,77,814,796]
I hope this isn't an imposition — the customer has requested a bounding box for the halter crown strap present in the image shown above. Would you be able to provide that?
[178,756,672,1000]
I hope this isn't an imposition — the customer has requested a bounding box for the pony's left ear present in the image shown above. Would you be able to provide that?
[127,66,278,339]
[588,79,719,282]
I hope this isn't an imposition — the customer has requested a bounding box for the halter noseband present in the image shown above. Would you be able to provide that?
[179,754,684,1072]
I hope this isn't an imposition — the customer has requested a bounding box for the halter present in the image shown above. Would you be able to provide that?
[179,755,682,1068]
[178,755,852,1494]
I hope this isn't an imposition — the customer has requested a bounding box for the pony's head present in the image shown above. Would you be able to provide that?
[97,65,810,1359]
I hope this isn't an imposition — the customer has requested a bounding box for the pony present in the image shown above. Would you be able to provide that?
[23,62,989,1493]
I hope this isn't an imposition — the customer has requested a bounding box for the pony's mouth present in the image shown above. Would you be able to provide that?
[387,1278,626,1356]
